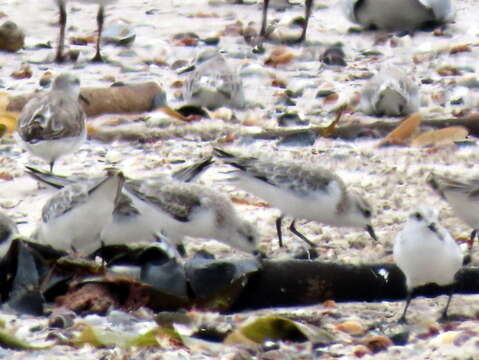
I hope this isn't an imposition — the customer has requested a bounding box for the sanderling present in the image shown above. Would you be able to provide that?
[54,0,117,63]
[342,0,454,32]
[393,206,463,323]
[361,67,419,117]
[15,73,86,173]
[33,169,124,254]
[183,49,245,110]
[26,157,214,253]
[260,0,314,43]
[100,157,215,252]
[125,177,260,255]
[0,211,18,258]
[427,171,479,248]
[213,148,376,248]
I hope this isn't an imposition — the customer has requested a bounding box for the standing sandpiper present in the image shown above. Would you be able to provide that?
[15,73,86,173]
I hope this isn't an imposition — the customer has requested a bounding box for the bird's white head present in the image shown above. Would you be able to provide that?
[52,73,81,98]
[229,219,259,254]
[349,191,377,240]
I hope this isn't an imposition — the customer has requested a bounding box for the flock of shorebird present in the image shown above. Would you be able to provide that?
[0,0,475,323]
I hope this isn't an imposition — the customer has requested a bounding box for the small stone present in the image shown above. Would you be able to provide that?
[105,150,122,163]
[316,90,336,98]
[277,131,316,147]
[389,331,409,346]
[353,344,372,358]
[48,311,75,329]
[335,320,367,336]
[146,113,174,128]
[203,36,220,45]
[277,112,308,127]
[321,45,346,66]
[0,21,24,52]
[364,335,393,353]
[10,64,32,79]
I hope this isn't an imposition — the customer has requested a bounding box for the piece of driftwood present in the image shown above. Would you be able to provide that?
[252,117,473,141]
[6,82,166,117]
[5,239,479,314]
[86,115,475,143]
[230,260,479,311]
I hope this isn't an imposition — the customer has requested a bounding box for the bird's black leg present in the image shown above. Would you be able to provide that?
[398,289,414,324]
[469,229,476,250]
[49,161,55,174]
[439,284,455,322]
[176,243,186,258]
[91,5,105,62]
[260,0,270,37]
[289,219,315,247]
[55,1,67,63]
[298,0,314,42]
[275,215,284,248]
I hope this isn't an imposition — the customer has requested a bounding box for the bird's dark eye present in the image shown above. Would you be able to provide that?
[246,235,255,243]
[414,212,423,221]
[362,209,372,218]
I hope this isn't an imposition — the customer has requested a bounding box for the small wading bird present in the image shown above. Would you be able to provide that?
[26,157,214,255]
[213,148,377,248]
[54,0,117,62]
[361,67,420,117]
[183,49,245,110]
[427,172,479,250]
[124,177,260,255]
[15,73,86,173]
[393,206,463,323]
[342,0,454,32]
[33,169,125,254]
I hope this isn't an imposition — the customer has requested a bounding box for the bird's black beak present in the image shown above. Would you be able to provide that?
[177,64,196,75]
[365,225,377,241]
[79,93,90,105]
[253,250,267,260]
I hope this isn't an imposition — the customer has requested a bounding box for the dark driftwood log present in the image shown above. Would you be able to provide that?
[230,261,479,311]
[6,82,166,117]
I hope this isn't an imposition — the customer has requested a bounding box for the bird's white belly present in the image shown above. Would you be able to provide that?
[394,235,461,288]
[235,175,341,223]
[157,206,218,243]
[16,131,86,163]
[38,200,113,254]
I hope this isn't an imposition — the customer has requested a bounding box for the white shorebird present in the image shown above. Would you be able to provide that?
[213,148,376,248]
[260,0,314,43]
[183,49,245,110]
[0,211,18,258]
[427,172,479,249]
[54,0,117,62]
[33,169,124,254]
[26,157,219,256]
[393,206,463,323]
[125,177,260,255]
[15,73,86,173]
[361,67,419,117]
[343,0,454,32]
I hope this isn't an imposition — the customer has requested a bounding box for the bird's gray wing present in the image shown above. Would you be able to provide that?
[41,183,89,223]
[126,181,201,222]
[418,0,454,21]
